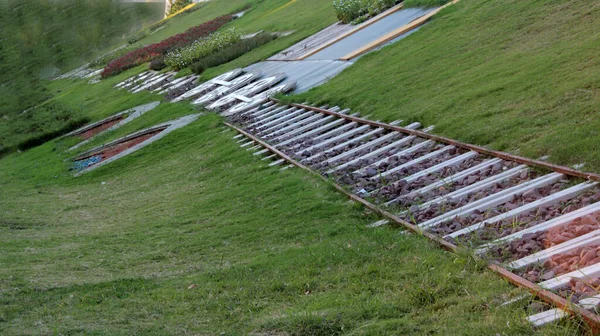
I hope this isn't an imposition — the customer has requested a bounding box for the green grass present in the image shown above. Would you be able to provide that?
[0,74,583,334]
[1,0,599,333]
[137,0,336,46]
[0,65,162,153]
[291,0,600,173]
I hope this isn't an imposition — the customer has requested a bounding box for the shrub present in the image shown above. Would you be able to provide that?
[190,32,277,74]
[101,14,233,78]
[403,0,452,8]
[146,19,169,35]
[149,56,167,70]
[333,0,397,24]
[127,30,149,45]
[164,28,241,70]
[168,0,192,15]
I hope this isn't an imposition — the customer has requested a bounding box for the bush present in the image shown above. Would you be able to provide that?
[168,0,192,15]
[127,30,149,45]
[101,14,233,78]
[190,32,277,74]
[127,19,170,45]
[164,28,241,70]
[403,0,452,8]
[146,19,169,34]
[149,56,167,70]
[333,0,397,24]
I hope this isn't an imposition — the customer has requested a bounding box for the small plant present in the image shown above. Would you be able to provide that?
[149,56,167,71]
[168,0,192,16]
[333,0,397,24]
[127,30,150,45]
[190,32,277,74]
[164,29,242,70]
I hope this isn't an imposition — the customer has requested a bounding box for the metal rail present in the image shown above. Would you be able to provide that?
[227,101,600,332]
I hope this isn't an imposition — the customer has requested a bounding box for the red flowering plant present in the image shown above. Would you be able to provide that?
[101,14,233,78]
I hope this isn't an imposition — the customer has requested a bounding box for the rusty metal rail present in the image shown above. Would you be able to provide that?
[284,100,600,182]
[227,100,600,333]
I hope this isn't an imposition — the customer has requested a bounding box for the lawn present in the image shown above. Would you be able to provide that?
[2,0,599,333]
[0,75,580,334]
[292,0,600,173]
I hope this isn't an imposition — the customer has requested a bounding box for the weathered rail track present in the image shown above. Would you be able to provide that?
[112,69,600,332]
[224,99,600,332]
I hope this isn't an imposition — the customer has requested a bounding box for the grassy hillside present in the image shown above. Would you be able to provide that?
[0,0,337,155]
[293,0,600,172]
[125,0,340,81]
[2,0,599,334]
[0,0,161,155]
[0,74,579,335]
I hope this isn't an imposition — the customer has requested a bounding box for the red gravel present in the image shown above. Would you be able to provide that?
[489,210,600,263]
[75,128,165,167]
[77,117,124,140]
[516,244,600,283]
[558,277,600,302]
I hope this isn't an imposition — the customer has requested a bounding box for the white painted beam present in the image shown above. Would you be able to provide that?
[418,173,564,230]
[328,124,423,174]
[404,151,479,185]
[377,145,453,179]
[476,202,600,254]
[396,165,527,210]
[509,229,600,270]
[447,182,598,239]
[256,110,313,136]
[399,158,503,202]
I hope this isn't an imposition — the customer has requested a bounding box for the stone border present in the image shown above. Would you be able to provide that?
[73,113,201,176]
[66,101,161,152]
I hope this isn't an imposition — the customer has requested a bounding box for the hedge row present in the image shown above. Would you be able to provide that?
[101,14,233,78]
[333,0,396,24]
[190,32,277,74]
[164,29,241,70]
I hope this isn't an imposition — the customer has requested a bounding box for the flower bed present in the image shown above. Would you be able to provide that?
[333,0,397,24]
[101,14,233,78]
[164,29,241,70]
[90,44,141,67]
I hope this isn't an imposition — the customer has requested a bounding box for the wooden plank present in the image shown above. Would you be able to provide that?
[418,173,564,229]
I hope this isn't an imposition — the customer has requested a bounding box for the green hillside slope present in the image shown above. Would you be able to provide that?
[0,74,573,334]
[295,0,600,172]
[1,0,597,334]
